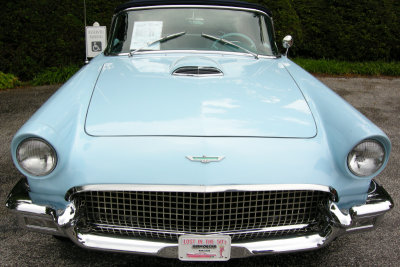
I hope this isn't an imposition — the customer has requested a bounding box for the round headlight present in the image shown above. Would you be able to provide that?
[16,138,57,176]
[347,140,385,177]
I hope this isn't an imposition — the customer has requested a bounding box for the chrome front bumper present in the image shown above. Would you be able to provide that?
[6,178,393,258]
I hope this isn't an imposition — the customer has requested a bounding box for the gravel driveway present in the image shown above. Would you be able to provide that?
[0,77,399,266]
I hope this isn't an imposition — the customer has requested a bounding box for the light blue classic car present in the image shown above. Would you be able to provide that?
[6,0,393,261]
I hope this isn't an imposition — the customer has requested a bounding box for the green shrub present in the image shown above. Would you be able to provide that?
[293,58,400,76]
[0,72,21,90]
[32,65,80,86]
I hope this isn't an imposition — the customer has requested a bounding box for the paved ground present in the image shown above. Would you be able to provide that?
[0,77,399,266]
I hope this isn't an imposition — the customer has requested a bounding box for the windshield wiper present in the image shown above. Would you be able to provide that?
[129,31,186,56]
[201,33,259,59]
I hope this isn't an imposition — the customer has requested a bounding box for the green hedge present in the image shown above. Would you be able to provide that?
[1,0,399,80]
[293,58,400,76]
[32,65,81,86]
[0,0,125,81]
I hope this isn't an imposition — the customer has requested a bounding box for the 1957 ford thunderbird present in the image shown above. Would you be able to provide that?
[6,0,393,261]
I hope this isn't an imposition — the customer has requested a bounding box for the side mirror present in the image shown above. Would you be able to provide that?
[282,35,293,56]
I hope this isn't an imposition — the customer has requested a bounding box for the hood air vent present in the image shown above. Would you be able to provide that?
[172,66,223,77]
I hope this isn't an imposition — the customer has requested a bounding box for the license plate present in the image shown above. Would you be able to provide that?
[178,235,231,261]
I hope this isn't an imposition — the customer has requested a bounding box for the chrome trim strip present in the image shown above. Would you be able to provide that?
[255,224,309,233]
[345,225,374,232]
[186,155,225,163]
[173,72,223,77]
[122,5,271,18]
[91,223,310,236]
[65,183,336,201]
[237,232,336,254]
[115,50,278,59]
[77,234,175,254]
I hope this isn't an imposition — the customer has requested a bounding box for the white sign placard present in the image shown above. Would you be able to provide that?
[86,25,107,58]
[131,21,163,50]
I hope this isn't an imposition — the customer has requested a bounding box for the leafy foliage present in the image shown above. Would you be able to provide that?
[0,0,125,81]
[0,72,21,90]
[291,0,400,61]
[293,58,400,76]
[32,65,80,86]
[0,0,399,81]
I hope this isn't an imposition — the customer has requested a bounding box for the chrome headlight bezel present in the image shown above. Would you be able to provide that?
[16,138,57,177]
[347,139,385,177]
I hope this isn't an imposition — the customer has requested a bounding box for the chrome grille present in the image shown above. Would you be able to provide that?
[74,190,329,241]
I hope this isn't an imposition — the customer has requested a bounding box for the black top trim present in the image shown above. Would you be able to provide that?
[115,0,272,16]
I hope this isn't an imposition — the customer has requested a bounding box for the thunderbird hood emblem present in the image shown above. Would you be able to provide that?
[186,155,225,163]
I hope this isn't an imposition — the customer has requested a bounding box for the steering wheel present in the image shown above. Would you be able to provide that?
[211,33,257,52]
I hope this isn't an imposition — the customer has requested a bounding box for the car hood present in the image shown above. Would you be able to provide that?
[85,55,316,138]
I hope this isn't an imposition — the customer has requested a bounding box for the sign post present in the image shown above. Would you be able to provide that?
[85,22,107,60]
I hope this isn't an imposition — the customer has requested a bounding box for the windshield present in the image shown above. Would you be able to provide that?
[106,7,278,57]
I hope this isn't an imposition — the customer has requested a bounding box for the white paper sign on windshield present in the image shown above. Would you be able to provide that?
[131,21,163,50]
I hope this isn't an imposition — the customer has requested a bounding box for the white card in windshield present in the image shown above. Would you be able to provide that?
[131,21,163,50]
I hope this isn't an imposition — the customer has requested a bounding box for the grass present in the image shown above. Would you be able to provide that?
[32,65,80,86]
[0,71,21,90]
[293,58,400,76]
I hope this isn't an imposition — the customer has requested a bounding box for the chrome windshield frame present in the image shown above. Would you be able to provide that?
[105,5,280,58]
[121,5,272,19]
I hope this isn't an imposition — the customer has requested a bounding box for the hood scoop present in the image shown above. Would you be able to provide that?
[172,66,223,77]
[171,56,223,77]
